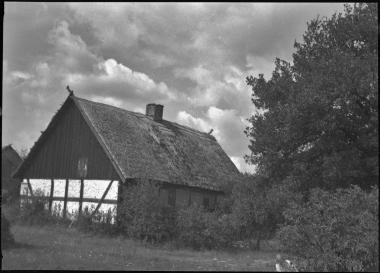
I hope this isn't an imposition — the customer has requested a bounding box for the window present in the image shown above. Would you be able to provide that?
[78,157,88,178]
[168,188,176,207]
[203,196,210,210]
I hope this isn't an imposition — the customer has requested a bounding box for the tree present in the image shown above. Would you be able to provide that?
[245,3,378,191]
[231,175,302,250]
[18,148,29,160]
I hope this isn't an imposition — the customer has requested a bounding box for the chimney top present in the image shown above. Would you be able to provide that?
[146,103,164,121]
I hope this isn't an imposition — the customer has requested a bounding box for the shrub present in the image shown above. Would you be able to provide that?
[231,175,302,250]
[75,206,119,236]
[277,185,379,272]
[119,180,177,243]
[2,201,21,224]
[176,204,236,250]
[17,189,57,225]
[1,213,15,249]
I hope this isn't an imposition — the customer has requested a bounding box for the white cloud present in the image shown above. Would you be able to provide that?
[176,111,210,132]
[3,2,346,170]
[67,58,178,104]
[47,20,99,73]
[10,71,32,80]
[176,108,255,174]
[174,65,254,118]
[230,156,256,174]
[90,95,123,108]
[246,55,276,80]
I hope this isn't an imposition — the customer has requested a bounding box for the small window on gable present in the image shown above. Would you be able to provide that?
[168,188,176,207]
[78,157,88,178]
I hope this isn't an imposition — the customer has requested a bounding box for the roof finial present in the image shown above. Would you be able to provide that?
[208,129,214,135]
[66,85,74,96]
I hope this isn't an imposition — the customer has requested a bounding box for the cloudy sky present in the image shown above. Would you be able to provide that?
[3,2,344,173]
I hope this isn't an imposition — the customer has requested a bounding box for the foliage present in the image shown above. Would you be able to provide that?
[1,213,15,249]
[176,204,237,250]
[231,175,302,250]
[75,206,119,236]
[18,147,29,160]
[17,189,61,225]
[245,3,378,191]
[118,180,177,243]
[277,185,379,272]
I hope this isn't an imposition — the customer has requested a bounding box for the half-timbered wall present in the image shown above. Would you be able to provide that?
[20,179,119,222]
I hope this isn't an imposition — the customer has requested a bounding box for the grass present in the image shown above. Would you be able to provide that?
[2,224,277,271]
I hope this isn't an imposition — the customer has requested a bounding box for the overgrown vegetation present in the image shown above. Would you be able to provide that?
[231,175,302,250]
[243,3,378,271]
[16,190,60,225]
[277,186,379,272]
[1,213,15,249]
[74,206,119,236]
[118,180,177,243]
[176,204,236,250]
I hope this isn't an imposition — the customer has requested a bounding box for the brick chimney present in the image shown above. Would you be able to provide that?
[146,103,164,121]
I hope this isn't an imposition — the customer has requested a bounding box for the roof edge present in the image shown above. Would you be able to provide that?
[12,96,73,178]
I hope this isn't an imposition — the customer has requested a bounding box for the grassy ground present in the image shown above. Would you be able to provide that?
[2,224,277,271]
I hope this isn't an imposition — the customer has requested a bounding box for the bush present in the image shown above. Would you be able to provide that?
[1,213,15,249]
[17,189,59,225]
[176,204,236,250]
[231,175,302,250]
[75,206,119,236]
[277,185,379,272]
[118,180,177,243]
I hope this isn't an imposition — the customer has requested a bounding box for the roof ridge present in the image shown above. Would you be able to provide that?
[72,96,215,140]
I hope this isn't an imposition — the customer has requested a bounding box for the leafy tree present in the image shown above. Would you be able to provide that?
[245,3,378,191]
[231,175,302,250]
[18,148,29,160]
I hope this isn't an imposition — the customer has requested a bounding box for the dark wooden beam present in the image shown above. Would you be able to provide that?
[78,179,84,216]
[63,179,69,218]
[27,179,34,197]
[49,179,54,212]
[116,182,122,226]
[91,180,114,217]
[20,195,117,204]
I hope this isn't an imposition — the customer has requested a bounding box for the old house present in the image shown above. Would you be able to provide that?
[13,93,242,219]
[2,145,23,203]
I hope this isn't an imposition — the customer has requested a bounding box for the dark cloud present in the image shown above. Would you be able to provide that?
[3,3,345,173]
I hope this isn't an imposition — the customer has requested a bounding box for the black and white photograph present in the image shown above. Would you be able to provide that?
[1,2,378,271]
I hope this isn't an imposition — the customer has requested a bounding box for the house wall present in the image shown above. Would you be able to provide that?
[20,178,119,222]
[116,181,222,226]
[21,100,119,180]
[159,185,220,210]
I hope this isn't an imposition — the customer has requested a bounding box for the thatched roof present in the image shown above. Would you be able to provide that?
[13,95,242,191]
[73,96,241,191]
